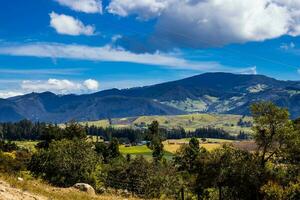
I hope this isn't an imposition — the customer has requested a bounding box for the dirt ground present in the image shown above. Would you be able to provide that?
[0,180,47,200]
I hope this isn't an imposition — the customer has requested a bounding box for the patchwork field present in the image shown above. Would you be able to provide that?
[81,113,253,135]
[14,138,237,160]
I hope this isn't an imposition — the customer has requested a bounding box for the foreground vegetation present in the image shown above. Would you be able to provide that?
[0,173,141,200]
[0,102,299,199]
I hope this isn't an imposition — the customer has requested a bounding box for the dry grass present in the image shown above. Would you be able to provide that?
[0,173,141,200]
[163,138,232,153]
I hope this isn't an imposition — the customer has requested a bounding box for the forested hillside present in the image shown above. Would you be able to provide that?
[1,73,300,122]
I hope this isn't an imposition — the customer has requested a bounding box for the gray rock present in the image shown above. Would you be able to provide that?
[73,183,95,195]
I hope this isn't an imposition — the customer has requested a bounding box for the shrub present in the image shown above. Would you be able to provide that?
[29,139,100,187]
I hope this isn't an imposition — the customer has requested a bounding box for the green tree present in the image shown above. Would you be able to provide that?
[107,137,121,159]
[175,137,203,172]
[64,121,87,140]
[29,139,99,187]
[95,138,121,163]
[146,121,164,161]
[0,125,3,139]
[37,124,63,148]
[251,102,293,167]
[196,145,262,200]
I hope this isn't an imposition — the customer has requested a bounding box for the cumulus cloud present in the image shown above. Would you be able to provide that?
[83,79,99,90]
[50,12,95,36]
[108,0,300,48]
[0,42,232,71]
[0,91,24,99]
[54,0,102,13]
[108,0,168,20]
[21,78,100,94]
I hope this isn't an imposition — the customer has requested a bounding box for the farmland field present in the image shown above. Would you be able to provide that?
[81,113,253,135]
[119,145,174,160]
[163,138,234,153]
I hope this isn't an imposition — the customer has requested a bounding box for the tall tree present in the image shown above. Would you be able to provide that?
[251,101,293,167]
[146,121,164,161]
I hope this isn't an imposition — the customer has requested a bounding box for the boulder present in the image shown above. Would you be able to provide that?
[73,183,95,195]
[17,177,24,182]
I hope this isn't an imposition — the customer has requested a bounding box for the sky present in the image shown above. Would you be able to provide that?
[0,0,300,98]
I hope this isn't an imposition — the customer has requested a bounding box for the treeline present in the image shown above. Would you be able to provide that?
[0,120,46,140]
[0,120,249,142]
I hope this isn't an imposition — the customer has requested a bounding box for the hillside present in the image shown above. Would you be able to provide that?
[0,175,140,200]
[1,72,300,122]
[83,113,253,135]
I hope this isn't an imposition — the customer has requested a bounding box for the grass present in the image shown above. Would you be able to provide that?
[81,113,253,135]
[119,145,174,160]
[163,138,235,153]
[120,145,152,155]
[0,173,141,200]
[13,137,233,157]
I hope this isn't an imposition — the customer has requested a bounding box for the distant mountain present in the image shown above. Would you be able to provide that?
[1,72,300,122]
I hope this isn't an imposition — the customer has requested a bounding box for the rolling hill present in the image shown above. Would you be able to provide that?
[1,72,300,122]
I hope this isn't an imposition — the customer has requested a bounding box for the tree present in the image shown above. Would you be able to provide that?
[175,137,203,172]
[251,102,293,167]
[29,139,99,187]
[0,125,3,140]
[146,121,164,161]
[194,145,262,200]
[36,124,63,149]
[107,137,121,159]
[95,138,121,163]
[64,121,86,140]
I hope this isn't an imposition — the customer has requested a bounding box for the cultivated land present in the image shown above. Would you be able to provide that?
[81,113,253,135]
[14,138,250,161]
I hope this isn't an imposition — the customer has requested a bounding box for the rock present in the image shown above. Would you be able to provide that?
[17,177,24,182]
[73,183,95,195]
[121,189,130,197]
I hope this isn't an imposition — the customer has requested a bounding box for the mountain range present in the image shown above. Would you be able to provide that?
[1,72,300,122]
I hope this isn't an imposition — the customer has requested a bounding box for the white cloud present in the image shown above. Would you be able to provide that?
[54,0,102,13]
[108,0,168,20]
[0,68,85,75]
[50,12,95,36]
[239,66,257,75]
[0,42,233,71]
[83,79,99,90]
[0,91,24,99]
[21,78,100,94]
[108,0,300,48]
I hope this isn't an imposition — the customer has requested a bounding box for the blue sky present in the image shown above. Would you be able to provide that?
[0,0,300,98]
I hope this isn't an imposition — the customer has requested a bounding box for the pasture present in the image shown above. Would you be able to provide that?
[82,113,253,135]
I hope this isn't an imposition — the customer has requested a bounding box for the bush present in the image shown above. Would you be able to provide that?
[29,139,100,187]
[0,140,18,152]
[0,149,30,173]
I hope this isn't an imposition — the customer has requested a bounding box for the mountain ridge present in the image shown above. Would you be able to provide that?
[1,72,300,122]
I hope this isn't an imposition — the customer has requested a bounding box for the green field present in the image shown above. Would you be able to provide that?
[81,113,253,135]
[119,145,174,160]
[13,141,175,160]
